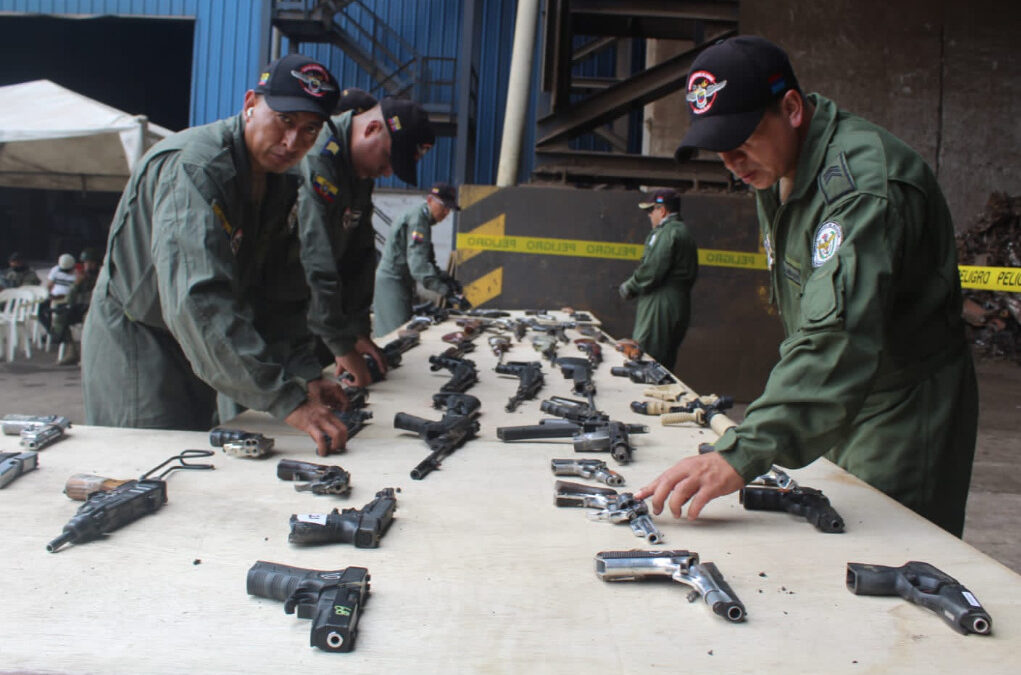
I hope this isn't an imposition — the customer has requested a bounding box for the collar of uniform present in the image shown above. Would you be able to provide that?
[785,93,839,204]
[421,202,437,225]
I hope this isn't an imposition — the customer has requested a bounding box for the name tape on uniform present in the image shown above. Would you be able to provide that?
[457,233,1020,289]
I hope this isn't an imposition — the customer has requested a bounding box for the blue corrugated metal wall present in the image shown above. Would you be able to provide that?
[1,0,634,187]
[0,0,268,128]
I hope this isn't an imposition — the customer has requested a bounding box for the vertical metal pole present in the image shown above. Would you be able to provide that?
[496,0,540,187]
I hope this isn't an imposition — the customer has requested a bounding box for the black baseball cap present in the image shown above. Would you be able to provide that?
[254,53,339,119]
[336,87,378,114]
[379,97,435,186]
[429,182,460,211]
[674,36,799,161]
[638,189,680,213]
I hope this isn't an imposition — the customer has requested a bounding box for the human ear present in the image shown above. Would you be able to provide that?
[782,89,804,128]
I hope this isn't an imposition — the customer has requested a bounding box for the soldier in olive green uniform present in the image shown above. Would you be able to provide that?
[82,55,350,455]
[297,94,435,385]
[373,183,461,338]
[639,36,977,536]
[619,189,698,370]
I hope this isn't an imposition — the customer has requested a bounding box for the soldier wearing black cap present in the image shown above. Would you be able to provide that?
[295,96,435,386]
[373,182,462,338]
[638,35,977,536]
[2,252,40,289]
[82,53,350,455]
[619,188,698,371]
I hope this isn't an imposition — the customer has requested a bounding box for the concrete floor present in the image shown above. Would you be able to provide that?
[1,343,1018,574]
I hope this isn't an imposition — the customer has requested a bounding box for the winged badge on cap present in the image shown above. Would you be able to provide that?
[686,79,727,110]
[290,68,338,96]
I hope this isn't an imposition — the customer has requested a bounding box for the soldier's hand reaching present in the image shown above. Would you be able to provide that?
[634,451,745,520]
[285,401,349,456]
[307,378,349,410]
[335,337,387,386]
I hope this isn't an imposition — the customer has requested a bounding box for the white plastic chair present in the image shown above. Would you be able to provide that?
[0,287,36,361]
[22,285,50,349]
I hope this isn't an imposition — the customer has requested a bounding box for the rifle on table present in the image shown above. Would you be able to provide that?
[395,393,481,480]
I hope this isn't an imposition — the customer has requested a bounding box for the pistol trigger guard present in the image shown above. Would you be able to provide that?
[283,587,319,616]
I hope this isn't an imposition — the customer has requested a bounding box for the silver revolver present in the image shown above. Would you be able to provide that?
[550,458,625,486]
[554,480,663,544]
[595,549,746,623]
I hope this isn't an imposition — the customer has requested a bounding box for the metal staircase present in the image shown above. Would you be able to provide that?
[270,0,460,136]
[533,0,741,190]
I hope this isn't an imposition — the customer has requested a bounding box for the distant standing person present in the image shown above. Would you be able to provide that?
[82,54,350,455]
[618,188,699,370]
[373,183,464,337]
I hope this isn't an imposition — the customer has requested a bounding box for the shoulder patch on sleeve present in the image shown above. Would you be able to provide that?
[817,152,857,205]
[320,136,341,157]
[410,229,425,244]
[312,174,338,203]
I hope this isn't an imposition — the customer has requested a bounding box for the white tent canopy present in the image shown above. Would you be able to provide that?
[0,79,172,192]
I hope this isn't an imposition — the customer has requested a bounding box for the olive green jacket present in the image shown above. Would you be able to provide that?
[375,203,451,294]
[296,111,376,357]
[85,114,319,420]
[621,213,698,366]
[714,94,977,534]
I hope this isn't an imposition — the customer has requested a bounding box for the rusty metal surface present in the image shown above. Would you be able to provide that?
[455,185,784,401]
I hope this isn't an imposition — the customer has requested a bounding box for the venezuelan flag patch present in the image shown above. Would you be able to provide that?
[410,229,425,243]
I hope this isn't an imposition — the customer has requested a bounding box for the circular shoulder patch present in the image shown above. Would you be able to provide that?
[812,221,843,268]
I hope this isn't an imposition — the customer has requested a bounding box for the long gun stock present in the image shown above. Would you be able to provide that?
[595,550,746,623]
[246,561,370,652]
[846,561,992,635]
[289,488,399,547]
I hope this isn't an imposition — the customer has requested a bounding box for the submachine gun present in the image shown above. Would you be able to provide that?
[394,393,481,480]
[48,449,215,552]
[495,360,545,412]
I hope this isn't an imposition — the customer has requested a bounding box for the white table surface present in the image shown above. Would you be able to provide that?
[1,310,1018,674]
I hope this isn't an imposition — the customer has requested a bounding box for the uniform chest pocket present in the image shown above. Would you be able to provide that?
[801,259,843,329]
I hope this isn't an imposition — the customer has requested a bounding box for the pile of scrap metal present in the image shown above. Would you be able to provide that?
[956,192,1021,362]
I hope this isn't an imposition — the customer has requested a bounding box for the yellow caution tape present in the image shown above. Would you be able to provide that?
[457,232,1021,291]
[959,265,1021,292]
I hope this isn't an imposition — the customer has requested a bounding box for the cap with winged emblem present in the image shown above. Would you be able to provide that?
[254,53,339,119]
[675,35,800,161]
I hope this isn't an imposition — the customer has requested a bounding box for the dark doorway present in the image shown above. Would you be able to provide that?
[0,12,194,270]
